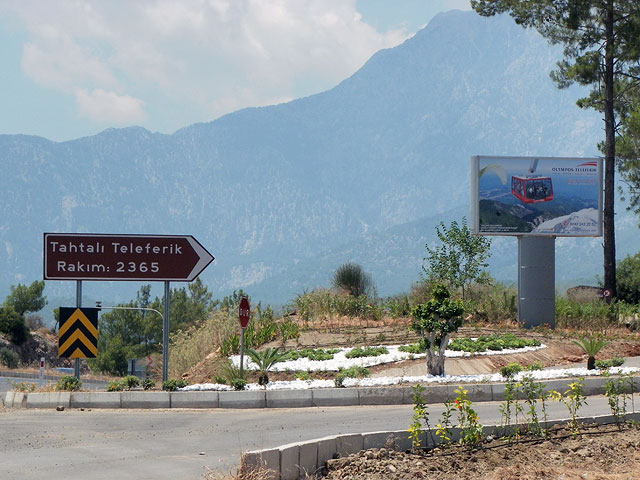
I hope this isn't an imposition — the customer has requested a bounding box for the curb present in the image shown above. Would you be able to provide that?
[3,376,639,410]
[241,412,640,480]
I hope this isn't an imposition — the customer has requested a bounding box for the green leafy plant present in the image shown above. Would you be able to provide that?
[123,375,140,389]
[422,217,491,300]
[595,357,625,370]
[141,378,155,390]
[220,359,248,389]
[212,375,226,385]
[527,361,543,371]
[453,386,484,447]
[277,318,300,349]
[334,366,370,387]
[435,398,455,447]
[520,375,547,437]
[499,378,521,439]
[107,379,126,392]
[604,373,629,428]
[500,363,523,379]
[345,346,388,359]
[448,334,541,353]
[246,347,288,386]
[10,381,36,392]
[407,385,433,450]
[162,379,188,391]
[550,378,587,437]
[573,337,607,370]
[56,375,82,391]
[0,347,19,369]
[284,348,339,361]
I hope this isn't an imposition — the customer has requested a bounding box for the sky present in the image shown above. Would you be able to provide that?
[0,0,471,142]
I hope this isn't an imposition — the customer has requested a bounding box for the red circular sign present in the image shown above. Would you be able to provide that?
[238,297,250,329]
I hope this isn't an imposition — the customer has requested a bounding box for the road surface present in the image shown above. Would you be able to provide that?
[0,395,632,480]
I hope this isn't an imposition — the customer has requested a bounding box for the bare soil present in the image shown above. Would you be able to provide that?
[321,424,640,480]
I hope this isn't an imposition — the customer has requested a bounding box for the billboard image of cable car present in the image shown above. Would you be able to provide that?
[511,175,553,204]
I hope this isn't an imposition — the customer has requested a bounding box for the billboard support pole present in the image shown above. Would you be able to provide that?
[74,280,82,380]
[518,236,555,328]
[162,281,170,383]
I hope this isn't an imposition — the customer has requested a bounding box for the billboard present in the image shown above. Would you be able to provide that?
[470,156,602,237]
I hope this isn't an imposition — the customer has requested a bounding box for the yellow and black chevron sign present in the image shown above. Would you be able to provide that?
[58,307,99,358]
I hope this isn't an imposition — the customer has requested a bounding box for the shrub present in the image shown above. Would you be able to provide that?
[0,347,19,368]
[595,357,625,370]
[123,375,140,389]
[56,376,82,391]
[141,378,155,390]
[334,366,370,387]
[333,262,375,297]
[230,378,247,390]
[527,361,544,371]
[500,363,523,379]
[0,305,30,345]
[162,379,189,391]
[11,381,36,392]
[107,379,126,391]
[345,346,388,359]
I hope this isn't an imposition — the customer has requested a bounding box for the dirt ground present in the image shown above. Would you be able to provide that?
[188,324,640,384]
[321,423,640,480]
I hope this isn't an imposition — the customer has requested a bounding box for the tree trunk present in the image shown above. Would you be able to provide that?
[603,0,617,298]
[425,333,449,376]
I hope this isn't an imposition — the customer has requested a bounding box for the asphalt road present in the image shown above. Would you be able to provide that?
[0,395,633,480]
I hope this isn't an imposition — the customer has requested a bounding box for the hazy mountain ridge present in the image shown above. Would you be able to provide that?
[1,10,636,307]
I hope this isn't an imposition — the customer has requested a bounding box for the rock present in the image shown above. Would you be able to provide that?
[387,464,397,473]
[56,405,64,411]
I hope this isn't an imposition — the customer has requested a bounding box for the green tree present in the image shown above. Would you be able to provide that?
[616,252,640,304]
[423,218,491,300]
[618,91,640,217]
[332,262,375,298]
[0,305,30,345]
[410,285,464,376]
[471,0,640,298]
[4,280,47,316]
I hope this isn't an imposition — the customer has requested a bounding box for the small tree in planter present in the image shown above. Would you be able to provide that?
[410,284,464,376]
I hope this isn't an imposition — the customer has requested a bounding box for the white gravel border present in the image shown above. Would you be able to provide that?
[181,365,640,391]
[228,343,548,372]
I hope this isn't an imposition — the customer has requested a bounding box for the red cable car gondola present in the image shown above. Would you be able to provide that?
[511,159,553,204]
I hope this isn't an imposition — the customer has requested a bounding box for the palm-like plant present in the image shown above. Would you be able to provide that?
[246,347,288,386]
[573,337,608,370]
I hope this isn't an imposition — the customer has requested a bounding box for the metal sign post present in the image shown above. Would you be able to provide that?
[74,280,82,379]
[238,297,250,375]
[162,281,170,383]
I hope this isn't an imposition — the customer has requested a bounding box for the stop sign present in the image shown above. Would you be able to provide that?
[238,297,250,329]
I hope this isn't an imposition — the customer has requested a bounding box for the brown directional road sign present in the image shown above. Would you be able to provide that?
[44,233,214,282]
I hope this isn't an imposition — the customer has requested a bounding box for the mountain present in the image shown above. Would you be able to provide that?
[1,10,637,314]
